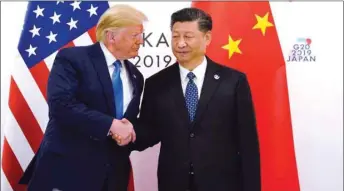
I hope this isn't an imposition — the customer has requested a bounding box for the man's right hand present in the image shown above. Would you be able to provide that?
[109,118,136,146]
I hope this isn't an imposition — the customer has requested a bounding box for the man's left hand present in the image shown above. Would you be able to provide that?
[111,118,136,146]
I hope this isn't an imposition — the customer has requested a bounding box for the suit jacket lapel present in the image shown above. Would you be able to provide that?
[192,57,223,127]
[122,60,140,117]
[123,60,139,97]
[168,63,190,125]
[88,42,115,116]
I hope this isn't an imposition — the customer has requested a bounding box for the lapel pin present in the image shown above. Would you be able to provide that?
[133,74,136,79]
[214,74,220,80]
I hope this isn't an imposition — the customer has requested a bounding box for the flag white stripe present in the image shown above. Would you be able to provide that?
[3,106,34,171]
[1,169,13,191]
[44,51,58,71]
[12,53,49,133]
[73,32,93,46]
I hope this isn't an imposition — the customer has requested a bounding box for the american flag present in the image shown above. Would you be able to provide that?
[0,1,138,191]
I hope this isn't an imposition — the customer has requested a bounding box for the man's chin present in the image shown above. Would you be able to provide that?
[176,57,189,63]
[131,51,139,57]
[127,53,139,59]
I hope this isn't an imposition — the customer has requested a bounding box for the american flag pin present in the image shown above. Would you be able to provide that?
[214,74,220,80]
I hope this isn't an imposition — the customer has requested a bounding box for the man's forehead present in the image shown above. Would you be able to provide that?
[172,29,196,34]
[127,24,144,32]
[172,23,199,33]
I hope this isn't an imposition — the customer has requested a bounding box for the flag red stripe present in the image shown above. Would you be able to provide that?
[8,77,43,153]
[1,138,27,191]
[128,165,135,191]
[30,61,50,101]
[61,41,75,50]
[88,26,97,43]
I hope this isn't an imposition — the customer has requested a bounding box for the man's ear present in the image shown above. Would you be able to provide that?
[109,31,115,43]
[205,31,212,46]
[105,30,115,43]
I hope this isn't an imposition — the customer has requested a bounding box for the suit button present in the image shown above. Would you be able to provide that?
[189,133,195,138]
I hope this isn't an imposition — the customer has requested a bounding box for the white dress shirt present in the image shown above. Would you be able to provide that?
[179,57,207,99]
[99,42,134,115]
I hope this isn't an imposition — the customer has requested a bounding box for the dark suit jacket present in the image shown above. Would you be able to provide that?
[19,42,144,191]
[134,56,260,191]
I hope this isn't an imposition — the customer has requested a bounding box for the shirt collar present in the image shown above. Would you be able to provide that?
[179,56,207,81]
[99,41,120,67]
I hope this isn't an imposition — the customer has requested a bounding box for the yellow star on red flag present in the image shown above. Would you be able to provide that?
[252,12,274,36]
[221,35,242,59]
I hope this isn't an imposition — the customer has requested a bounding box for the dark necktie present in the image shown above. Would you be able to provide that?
[112,60,123,119]
[185,72,198,122]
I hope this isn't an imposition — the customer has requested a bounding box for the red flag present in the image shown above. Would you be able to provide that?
[192,2,300,191]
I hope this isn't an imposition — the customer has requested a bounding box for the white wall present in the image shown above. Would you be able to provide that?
[271,2,343,191]
[1,2,343,191]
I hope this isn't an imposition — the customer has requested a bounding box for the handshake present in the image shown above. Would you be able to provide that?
[109,118,136,146]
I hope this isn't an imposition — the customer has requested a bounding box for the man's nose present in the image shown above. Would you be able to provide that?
[177,39,187,48]
[137,34,144,44]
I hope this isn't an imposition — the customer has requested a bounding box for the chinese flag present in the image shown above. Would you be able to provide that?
[192,2,300,191]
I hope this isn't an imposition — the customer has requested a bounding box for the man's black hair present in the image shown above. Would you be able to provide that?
[170,7,212,33]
